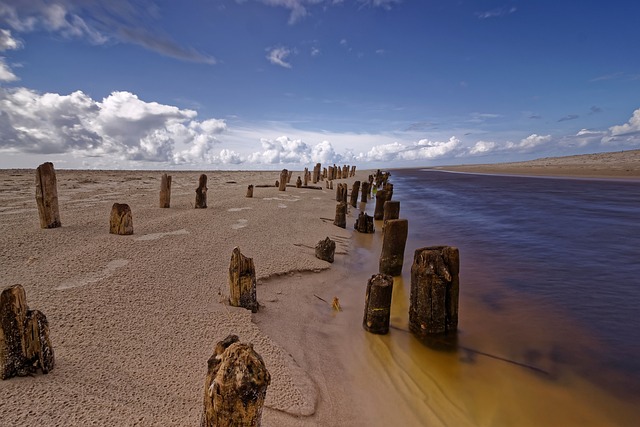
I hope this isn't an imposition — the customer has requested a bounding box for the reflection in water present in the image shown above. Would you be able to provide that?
[340,171,640,426]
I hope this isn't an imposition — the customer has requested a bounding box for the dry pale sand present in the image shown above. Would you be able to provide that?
[431,149,640,179]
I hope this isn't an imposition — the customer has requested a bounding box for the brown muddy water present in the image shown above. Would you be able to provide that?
[335,170,640,426]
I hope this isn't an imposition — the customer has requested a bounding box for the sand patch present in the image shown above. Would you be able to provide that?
[56,259,129,290]
[134,229,190,241]
[227,207,253,212]
[232,219,248,230]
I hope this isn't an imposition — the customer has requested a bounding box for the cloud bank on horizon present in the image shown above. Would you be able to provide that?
[0,0,639,169]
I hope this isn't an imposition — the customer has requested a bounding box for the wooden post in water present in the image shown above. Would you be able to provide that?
[246,185,254,198]
[195,174,208,208]
[374,189,388,220]
[228,247,258,313]
[383,200,400,225]
[354,212,375,233]
[0,284,54,380]
[409,246,460,338]
[361,181,370,203]
[201,335,270,427]
[279,170,288,191]
[362,274,394,334]
[379,219,408,276]
[383,183,394,200]
[334,202,347,229]
[109,203,133,235]
[315,237,336,263]
[159,173,171,208]
[350,181,360,208]
[35,162,61,229]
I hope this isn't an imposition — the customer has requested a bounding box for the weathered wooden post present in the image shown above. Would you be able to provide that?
[361,181,370,203]
[296,176,302,188]
[354,212,375,233]
[279,169,288,191]
[159,173,171,208]
[337,167,342,180]
[350,181,360,208]
[374,189,388,220]
[228,247,258,313]
[109,203,133,235]
[195,174,208,208]
[315,237,336,263]
[379,219,408,276]
[322,167,327,180]
[246,185,254,198]
[342,165,349,178]
[35,162,61,229]
[304,168,309,186]
[201,335,270,427]
[383,200,400,225]
[350,165,356,177]
[334,202,347,229]
[409,246,460,338]
[287,170,293,183]
[313,163,321,183]
[384,183,394,200]
[335,184,342,202]
[329,181,333,190]
[1,284,54,380]
[362,274,394,334]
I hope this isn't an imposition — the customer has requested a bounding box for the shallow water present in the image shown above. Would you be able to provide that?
[343,170,640,426]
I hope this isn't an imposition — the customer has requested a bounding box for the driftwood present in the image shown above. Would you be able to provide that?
[109,203,133,235]
[410,246,460,338]
[159,173,171,208]
[315,237,336,263]
[195,174,208,208]
[246,185,254,198]
[201,335,270,427]
[228,247,258,313]
[334,202,347,229]
[379,219,408,276]
[373,189,388,220]
[354,211,374,233]
[278,170,288,191]
[1,285,54,380]
[363,274,394,334]
[35,162,61,229]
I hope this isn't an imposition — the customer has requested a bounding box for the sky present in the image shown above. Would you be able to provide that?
[0,0,639,170]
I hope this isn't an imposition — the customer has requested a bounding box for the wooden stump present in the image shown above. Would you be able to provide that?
[360,182,369,203]
[363,274,394,334]
[228,247,258,313]
[350,181,360,208]
[379,219,408,276]
[354,212,375,233]
[35,162,61,229]
[329,181,333,190]
[195,174,208,208]
[315,237,336,263]
[374,189,388,220]
[304,168,309,186]
[334,202,347,229]
[383,200,400,226]
[246,185,254,198]
[109,203,133,235]
[1,285,54,380]
[350,165,356,177]
[159,173,172,208]
[201,335,270,427]
[296,177,302,188]
[278,169,288,191]
[287,170,293,183]
[383,183,394,200]
[409,246,460,338]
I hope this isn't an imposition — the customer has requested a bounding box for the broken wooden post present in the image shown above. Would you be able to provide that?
[1,284,54,380]
[195,174,208,208]
[374,189,388,220]
[350,165,356,177]
[159,173,171,208]
[350,181,360,208]
[228,247,258,313]
[296,176,302,188]
[315,237,336,263]
[201,334,270,427]
[278,169,288,191]
[379,219,408,276]
[361,181,370,203]
[109,203,133,235]
[383,200,400,225]
[383,183,394,200]
[304,168,309,186]
[246,185,254,198]
[287,170,293,183]
[35,162,61,229]
[354,212,375,233]
[362,274,394,334]
[334,202,347,229]
[409,246,460,338]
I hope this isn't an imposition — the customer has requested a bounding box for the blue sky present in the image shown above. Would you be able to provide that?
[0,0,639,169]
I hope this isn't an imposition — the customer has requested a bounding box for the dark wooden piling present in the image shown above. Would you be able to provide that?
[362,274,394,334]
[201,335,270,427]
[246,185,254,198]
[109,203,133,235]
[195,174,208,208]
[379,219,408,276]
[354,211,375,233]
[361,181,370,203]
[409,246,460,338]
[383,183,394,200]
[228,247,258,313]
[350,165,356,177]
[350,181,360,208]
[373,189,388,220]
[1,285,54,380]
[159,173,171,208]
[304,168,309,186]
[383,200,400,225]
[287,170,293,183]
[334,202,347,229]
[279,169,288,191]
[315,237,336,263]
[35,162,61,229]
[296,176,302,188]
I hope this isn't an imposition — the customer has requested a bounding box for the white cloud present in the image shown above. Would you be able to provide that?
[0,28,22,51]
[266,46,292,68]
[357,137,461,162]
[242,1,401,24]
[609,108,640,137]
[518,134,552,150]
[0,57,18,81]
[469,140,497,155]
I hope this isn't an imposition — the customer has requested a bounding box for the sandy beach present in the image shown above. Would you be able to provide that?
[1,150,639,426]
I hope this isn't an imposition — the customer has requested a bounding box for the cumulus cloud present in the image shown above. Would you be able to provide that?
[247,136,343,165]
[0,87,228,163]
[609,108,640,137]
[0,57,18,81]
[357,137,461,162]
[0,28,21,50]
[266,46,292,68]
[469,140,497,155]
